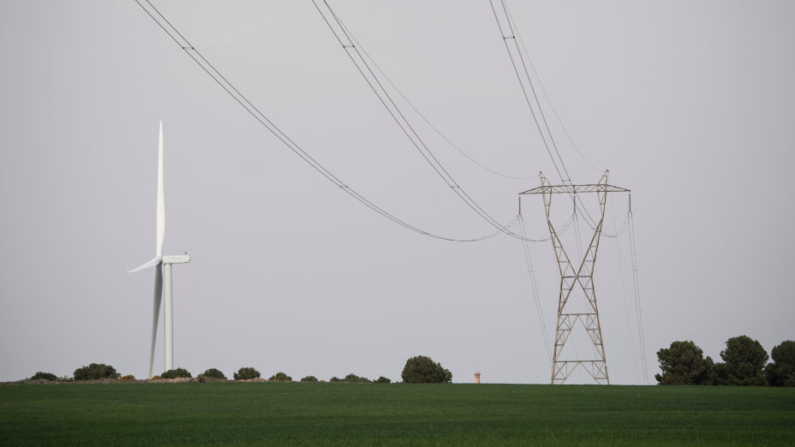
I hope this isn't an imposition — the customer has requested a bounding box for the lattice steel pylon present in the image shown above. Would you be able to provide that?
[520,170,629,385]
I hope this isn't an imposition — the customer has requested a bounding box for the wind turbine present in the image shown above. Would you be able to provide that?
[128,121,190,379]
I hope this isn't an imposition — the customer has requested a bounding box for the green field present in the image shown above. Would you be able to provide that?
[1,382,793,446]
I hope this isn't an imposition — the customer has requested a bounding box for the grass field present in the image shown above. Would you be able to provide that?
[1,382,794,446]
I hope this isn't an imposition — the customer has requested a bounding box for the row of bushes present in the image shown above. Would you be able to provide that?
[656,337,794,386]
[27,355,453,384]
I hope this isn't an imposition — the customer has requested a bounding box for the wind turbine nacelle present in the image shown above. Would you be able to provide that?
[162,254,191,265]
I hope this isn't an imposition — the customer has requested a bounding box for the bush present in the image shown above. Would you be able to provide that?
[202,368,227,380]
[342,373,370,384]
[402,355,452,383]
[375,376,392,384]
[300,375,318,383]
[74,363,120,381]
[329,376,342,382]
[150,375,161,381]
[119,375,136,383]
[30,372,58,382]
[234,367,261,380]
[269,372,292,382]
[161,368,192,379]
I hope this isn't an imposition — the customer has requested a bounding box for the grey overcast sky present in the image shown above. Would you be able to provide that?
[1,0,793,384]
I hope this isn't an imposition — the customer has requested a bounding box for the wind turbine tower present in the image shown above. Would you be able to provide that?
[128,121,190,378]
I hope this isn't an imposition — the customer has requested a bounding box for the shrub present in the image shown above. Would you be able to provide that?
[150,375,161,381]
[73,363,120,381]
[269,372,292,382]
[300,376,319,383]
[342,373,370,384]
[234,367,261,380]
[402,355,452,383]
[160,368,192,379]
[202,368,227,380]
[119,375,136,383]
[329,376,342,382]
[30,372,58,382]
[375,376,391,384]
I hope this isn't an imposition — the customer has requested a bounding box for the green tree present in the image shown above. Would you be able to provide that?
[374,376,391,384]
[73,363,120,381]
[269,372,292,382]
[401,355,452,383]
[300,375,318,383]
[717,335,768,386]
[765,340,795,387]
[161,368,192,379]
[201,368,227,380]
[654,340,714,385]
[29,372,58,381]
[234,367,261,380]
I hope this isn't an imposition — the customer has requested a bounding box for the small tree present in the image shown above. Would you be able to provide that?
[234,367,261,380]
[402,355,452,383]
[717,335,768,386]
[269,372,292,382]
[74,363,120,381]
[30,372,58,381]
[300,375,318,383]
[655,340,714,385]
[374,376,391,384]
[329,376,342,382]
[161,368,192,379]
[765,340,795,387]
[201,368,227,380]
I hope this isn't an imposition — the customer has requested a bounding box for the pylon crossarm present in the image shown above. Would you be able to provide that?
[520,184,630,195]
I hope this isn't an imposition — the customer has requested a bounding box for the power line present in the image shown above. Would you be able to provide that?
[611,199,643,383]
[132,0,521,244]
[504,3,603,173]
[313,0,540,243]
[489,0,571,185]
[489,0,612,234]
[628,199,650,384]
[336,21,536,181]
[518,214,552,363]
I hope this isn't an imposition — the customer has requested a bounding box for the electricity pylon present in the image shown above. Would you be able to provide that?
[520,170,629,384]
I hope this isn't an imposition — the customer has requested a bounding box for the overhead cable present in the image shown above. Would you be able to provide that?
[132,0,520,243]
[611,199,644,383]
[491,0,610,231]
[628,202,650,384]
[504,3,603,173]
[313,0,541,243]
[518,214,553,363]
[489,0,571,185]
[336,20,535,181]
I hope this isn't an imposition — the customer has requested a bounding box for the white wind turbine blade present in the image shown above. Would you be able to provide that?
[149,265,164,379]
[155,120,165,258]
[127,256,162,273]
